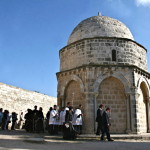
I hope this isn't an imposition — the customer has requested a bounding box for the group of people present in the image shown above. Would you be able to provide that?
[96,104,114,141]
[1,103,114,142]
[23,102,83,140]
[24,106,44,133]
[0,108,21,130]
[47,102,83,140]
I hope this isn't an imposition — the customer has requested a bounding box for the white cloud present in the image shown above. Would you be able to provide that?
[107,0,150,7]
[136,0,150,6]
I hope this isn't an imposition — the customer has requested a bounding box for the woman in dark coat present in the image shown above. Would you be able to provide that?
[63,106,76,140]
[36,107,44,133]
[11,112,18,130]
[24,109,33,132]
[1,110,8,130]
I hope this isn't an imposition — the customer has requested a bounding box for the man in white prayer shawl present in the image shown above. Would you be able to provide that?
[73,104,83,134]
[59,107,65,132]
[49,105,59,134]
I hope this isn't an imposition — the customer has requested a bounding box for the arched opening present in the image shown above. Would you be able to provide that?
[137,82,148,133]
[97,77,127,133]
[64,80,84,108]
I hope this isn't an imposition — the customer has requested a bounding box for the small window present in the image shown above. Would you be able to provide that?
[112,50,116,61]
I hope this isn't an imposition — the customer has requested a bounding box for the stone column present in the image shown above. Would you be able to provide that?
[146,97,150,133]
[134,90,141,133]
[130,92,137,133]
[59,96,65,107]
[125,93,131,133]
[94,93,99,132]
[83,92,95,134]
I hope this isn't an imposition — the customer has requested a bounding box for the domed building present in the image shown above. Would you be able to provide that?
[56,14,150,134]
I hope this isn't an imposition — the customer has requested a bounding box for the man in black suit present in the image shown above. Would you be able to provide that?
[96,104,104,135]
[101,107,114,141]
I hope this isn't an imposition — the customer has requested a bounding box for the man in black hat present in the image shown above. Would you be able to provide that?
[101,107,114,141]
[32,105,39,132]
[96,104,104,135]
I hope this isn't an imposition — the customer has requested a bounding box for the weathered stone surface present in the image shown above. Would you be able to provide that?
[57,15,150,134]
[68,16,134,45]
[97,77,127,133]
[60,38,147,72]
[0,83,57,115]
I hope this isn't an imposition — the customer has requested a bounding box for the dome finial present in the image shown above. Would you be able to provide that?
[98,12,102,16]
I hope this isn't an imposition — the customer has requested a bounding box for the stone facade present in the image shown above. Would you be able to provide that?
[97,76,127,133]
[60,38,147,72]
[57,15,150,134]
[0,82,57,115]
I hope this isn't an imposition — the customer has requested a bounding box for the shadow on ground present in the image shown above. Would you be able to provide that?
[1,130,150,150]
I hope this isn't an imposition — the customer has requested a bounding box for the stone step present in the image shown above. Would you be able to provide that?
[77,134,150,140]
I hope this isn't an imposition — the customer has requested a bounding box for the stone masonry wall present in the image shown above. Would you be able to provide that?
[57,66,137,133]
[0,82,57,116]
[57,66,134,95]
[64,81,84,107]
[60,38,147,72]
[97,77,127,133]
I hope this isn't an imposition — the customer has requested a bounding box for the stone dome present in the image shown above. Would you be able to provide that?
[68,15,134,45]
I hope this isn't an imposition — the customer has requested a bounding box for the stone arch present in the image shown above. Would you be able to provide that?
[94,72,131,94]
[137,76,150,97]
[63,80,84,106]
[137,81,149,133]
[136,77,150,133]
[60,75,84,97]
[59,75,85,107]
[96,76,127,133]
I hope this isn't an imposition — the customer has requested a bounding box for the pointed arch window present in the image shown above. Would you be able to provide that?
[112,50,117,61]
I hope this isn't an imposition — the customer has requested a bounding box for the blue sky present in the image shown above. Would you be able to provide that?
[0,0,150,97]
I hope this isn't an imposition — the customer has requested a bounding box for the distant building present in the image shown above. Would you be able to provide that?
[0,82,57,115]
[57,15,150,134]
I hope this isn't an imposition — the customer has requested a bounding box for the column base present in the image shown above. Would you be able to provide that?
[126,129,131,134]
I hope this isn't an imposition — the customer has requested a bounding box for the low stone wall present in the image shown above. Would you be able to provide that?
[0,82,57,116]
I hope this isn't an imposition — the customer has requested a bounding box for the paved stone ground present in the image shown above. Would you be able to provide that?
[0,130,150,150]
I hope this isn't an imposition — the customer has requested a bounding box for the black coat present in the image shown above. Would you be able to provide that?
[65,111,73,123]
[32,109,39,120]
[38,111,44,119]
[63,110,76,140]
[102,111,110,127]
[96,108,104,123]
